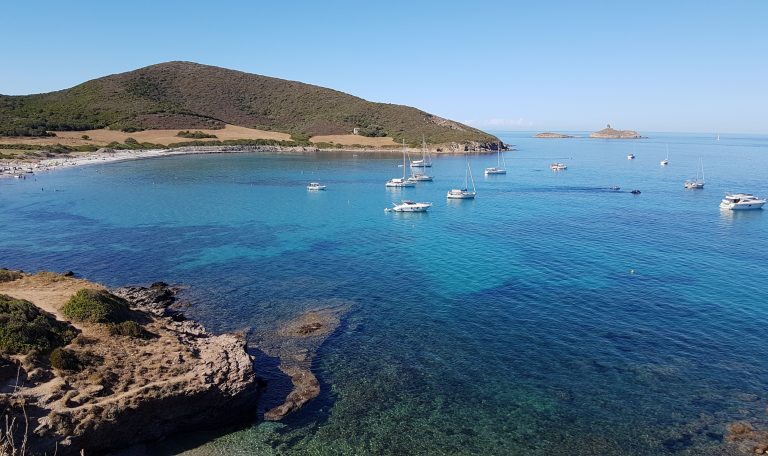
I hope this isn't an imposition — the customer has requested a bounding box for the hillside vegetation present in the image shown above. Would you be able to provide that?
[0,61,498,146]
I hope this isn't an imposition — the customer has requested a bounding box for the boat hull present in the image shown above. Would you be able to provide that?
[720,202,765,210]
[447,192,476,199]
[485,168,506,175]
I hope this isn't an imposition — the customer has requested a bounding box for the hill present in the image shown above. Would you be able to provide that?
[0,62,499,147]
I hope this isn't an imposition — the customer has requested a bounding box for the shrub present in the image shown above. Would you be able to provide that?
[120,126,144,133]
[81,134,90,140]
[0,269,22,283]
[176,130,217,139]
[49,348,81,371]
[62,289,131,324]
[108,321,151,339]
[124,137,138,145]
[0,295,79,355]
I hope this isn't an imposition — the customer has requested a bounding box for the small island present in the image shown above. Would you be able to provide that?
[534,132,576,138]
[590,124,643,139]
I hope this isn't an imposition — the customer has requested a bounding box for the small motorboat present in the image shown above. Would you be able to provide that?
[307,182,326,191]
[719,193,765,210]
[609,186,621,191]
[385,200,432,212]
[627,154,635,160]
[550,163,567,170]
[386,178,416,188]
[630,189,641,195]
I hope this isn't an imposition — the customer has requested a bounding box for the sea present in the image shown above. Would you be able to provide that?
[1,132,767,455]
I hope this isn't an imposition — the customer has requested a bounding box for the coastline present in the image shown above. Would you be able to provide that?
[1,144,506,179]
[0,269,348,454]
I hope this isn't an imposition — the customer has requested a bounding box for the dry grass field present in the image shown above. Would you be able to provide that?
[0,124,292,147]
[309,135,398,146]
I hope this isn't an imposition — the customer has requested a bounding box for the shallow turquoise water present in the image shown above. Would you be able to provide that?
[1,132,767,455]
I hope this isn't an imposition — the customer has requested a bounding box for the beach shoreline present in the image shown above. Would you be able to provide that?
[1,144,504,179]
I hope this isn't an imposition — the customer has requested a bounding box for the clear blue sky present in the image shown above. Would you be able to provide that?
[3,0,766,134]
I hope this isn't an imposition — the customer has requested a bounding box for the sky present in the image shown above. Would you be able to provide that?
[2,0,766,134]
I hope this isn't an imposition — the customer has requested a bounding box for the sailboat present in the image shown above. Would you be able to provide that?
[410,136,433,168]
[447,160,477,199]
[484,148,507,175]
[660,145,669,166]
[386,139,416,188]
[684,158,705,189]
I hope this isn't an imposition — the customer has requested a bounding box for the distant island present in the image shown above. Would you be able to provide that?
[534,132,576,138]
[590,124,643,139]
[0,61,501,154]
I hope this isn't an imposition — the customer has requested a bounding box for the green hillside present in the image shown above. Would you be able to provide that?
[0,61,499,146]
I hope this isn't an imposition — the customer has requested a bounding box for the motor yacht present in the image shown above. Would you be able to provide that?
[385,200,432,212]
[719,193,765,210]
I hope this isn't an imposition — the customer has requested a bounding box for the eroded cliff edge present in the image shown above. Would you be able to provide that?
[0,271,260,455]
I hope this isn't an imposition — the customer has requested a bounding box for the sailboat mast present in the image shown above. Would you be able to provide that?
[402,139,407,179]
[468,161,476,192]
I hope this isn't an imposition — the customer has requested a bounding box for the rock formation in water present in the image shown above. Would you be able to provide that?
[534,132,576,138]
[251,304,350,421]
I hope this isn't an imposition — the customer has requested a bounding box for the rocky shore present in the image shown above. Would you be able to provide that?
[0,271,260,455]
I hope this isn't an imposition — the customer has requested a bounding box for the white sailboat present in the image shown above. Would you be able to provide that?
[684,158,705,189]
[485,149,507,175]
[447,161,477,199]
[660,145,669,166]
[386,139,416,188]
[410,136,433,168]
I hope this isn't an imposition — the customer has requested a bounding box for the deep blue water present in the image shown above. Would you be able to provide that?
[1,132,767,455]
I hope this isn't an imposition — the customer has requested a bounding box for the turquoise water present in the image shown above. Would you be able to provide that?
[1,132,767,455]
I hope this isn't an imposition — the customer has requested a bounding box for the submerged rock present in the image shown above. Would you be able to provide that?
[253,303,351,421]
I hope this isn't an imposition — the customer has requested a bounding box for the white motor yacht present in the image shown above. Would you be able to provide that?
[307,182,326,191]
[719,193,765,210]
[385,200,432,212]
[627,154,635,160]
[386,177,416,188]
[550,163,567,170]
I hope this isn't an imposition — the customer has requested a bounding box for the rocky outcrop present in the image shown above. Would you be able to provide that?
[590,125,643,139]
[535,132,576,138]
[251,304,351,421]
[0,276,260,456]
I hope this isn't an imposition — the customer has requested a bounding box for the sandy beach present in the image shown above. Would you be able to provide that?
[1,143,501,179]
